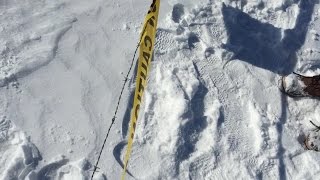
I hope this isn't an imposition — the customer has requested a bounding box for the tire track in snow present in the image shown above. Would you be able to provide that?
[197,59,252,154]
[194,53,282,179]
[196,44,289,179]
[179,1,258,157]
[152,2,259,178]
[179,2,285,178]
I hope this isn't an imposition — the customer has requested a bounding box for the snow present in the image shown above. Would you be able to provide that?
[283,73,307,95]
[1,0,320,179]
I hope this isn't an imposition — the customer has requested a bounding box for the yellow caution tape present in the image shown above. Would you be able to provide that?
[121,0,160,179]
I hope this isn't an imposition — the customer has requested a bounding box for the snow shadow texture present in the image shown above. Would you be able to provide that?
[222,0,316,75]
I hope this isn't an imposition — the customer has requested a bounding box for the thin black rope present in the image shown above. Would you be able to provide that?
[90,23,149,180]
[310,120,320,132]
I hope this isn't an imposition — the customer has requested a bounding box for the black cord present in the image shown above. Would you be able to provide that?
[90,21,150,180]
[310,120,320,132]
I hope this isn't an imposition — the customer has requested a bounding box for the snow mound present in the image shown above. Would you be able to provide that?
[0,121,103,179]
[283,73,307,96]
[0,127,36,179]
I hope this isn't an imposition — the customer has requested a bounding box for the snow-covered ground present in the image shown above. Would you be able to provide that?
[1,0,320,179]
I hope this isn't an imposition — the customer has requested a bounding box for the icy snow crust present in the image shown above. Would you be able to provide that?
[1,0,320,179]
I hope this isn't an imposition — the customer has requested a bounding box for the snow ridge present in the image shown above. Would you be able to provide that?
[0,1,79,87]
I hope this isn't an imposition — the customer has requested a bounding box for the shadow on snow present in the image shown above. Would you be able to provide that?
[222,1,316,180]
[222,0,315,75]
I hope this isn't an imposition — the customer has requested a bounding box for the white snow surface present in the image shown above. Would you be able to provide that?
[1,0,320,179]
[283,73,307,96]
